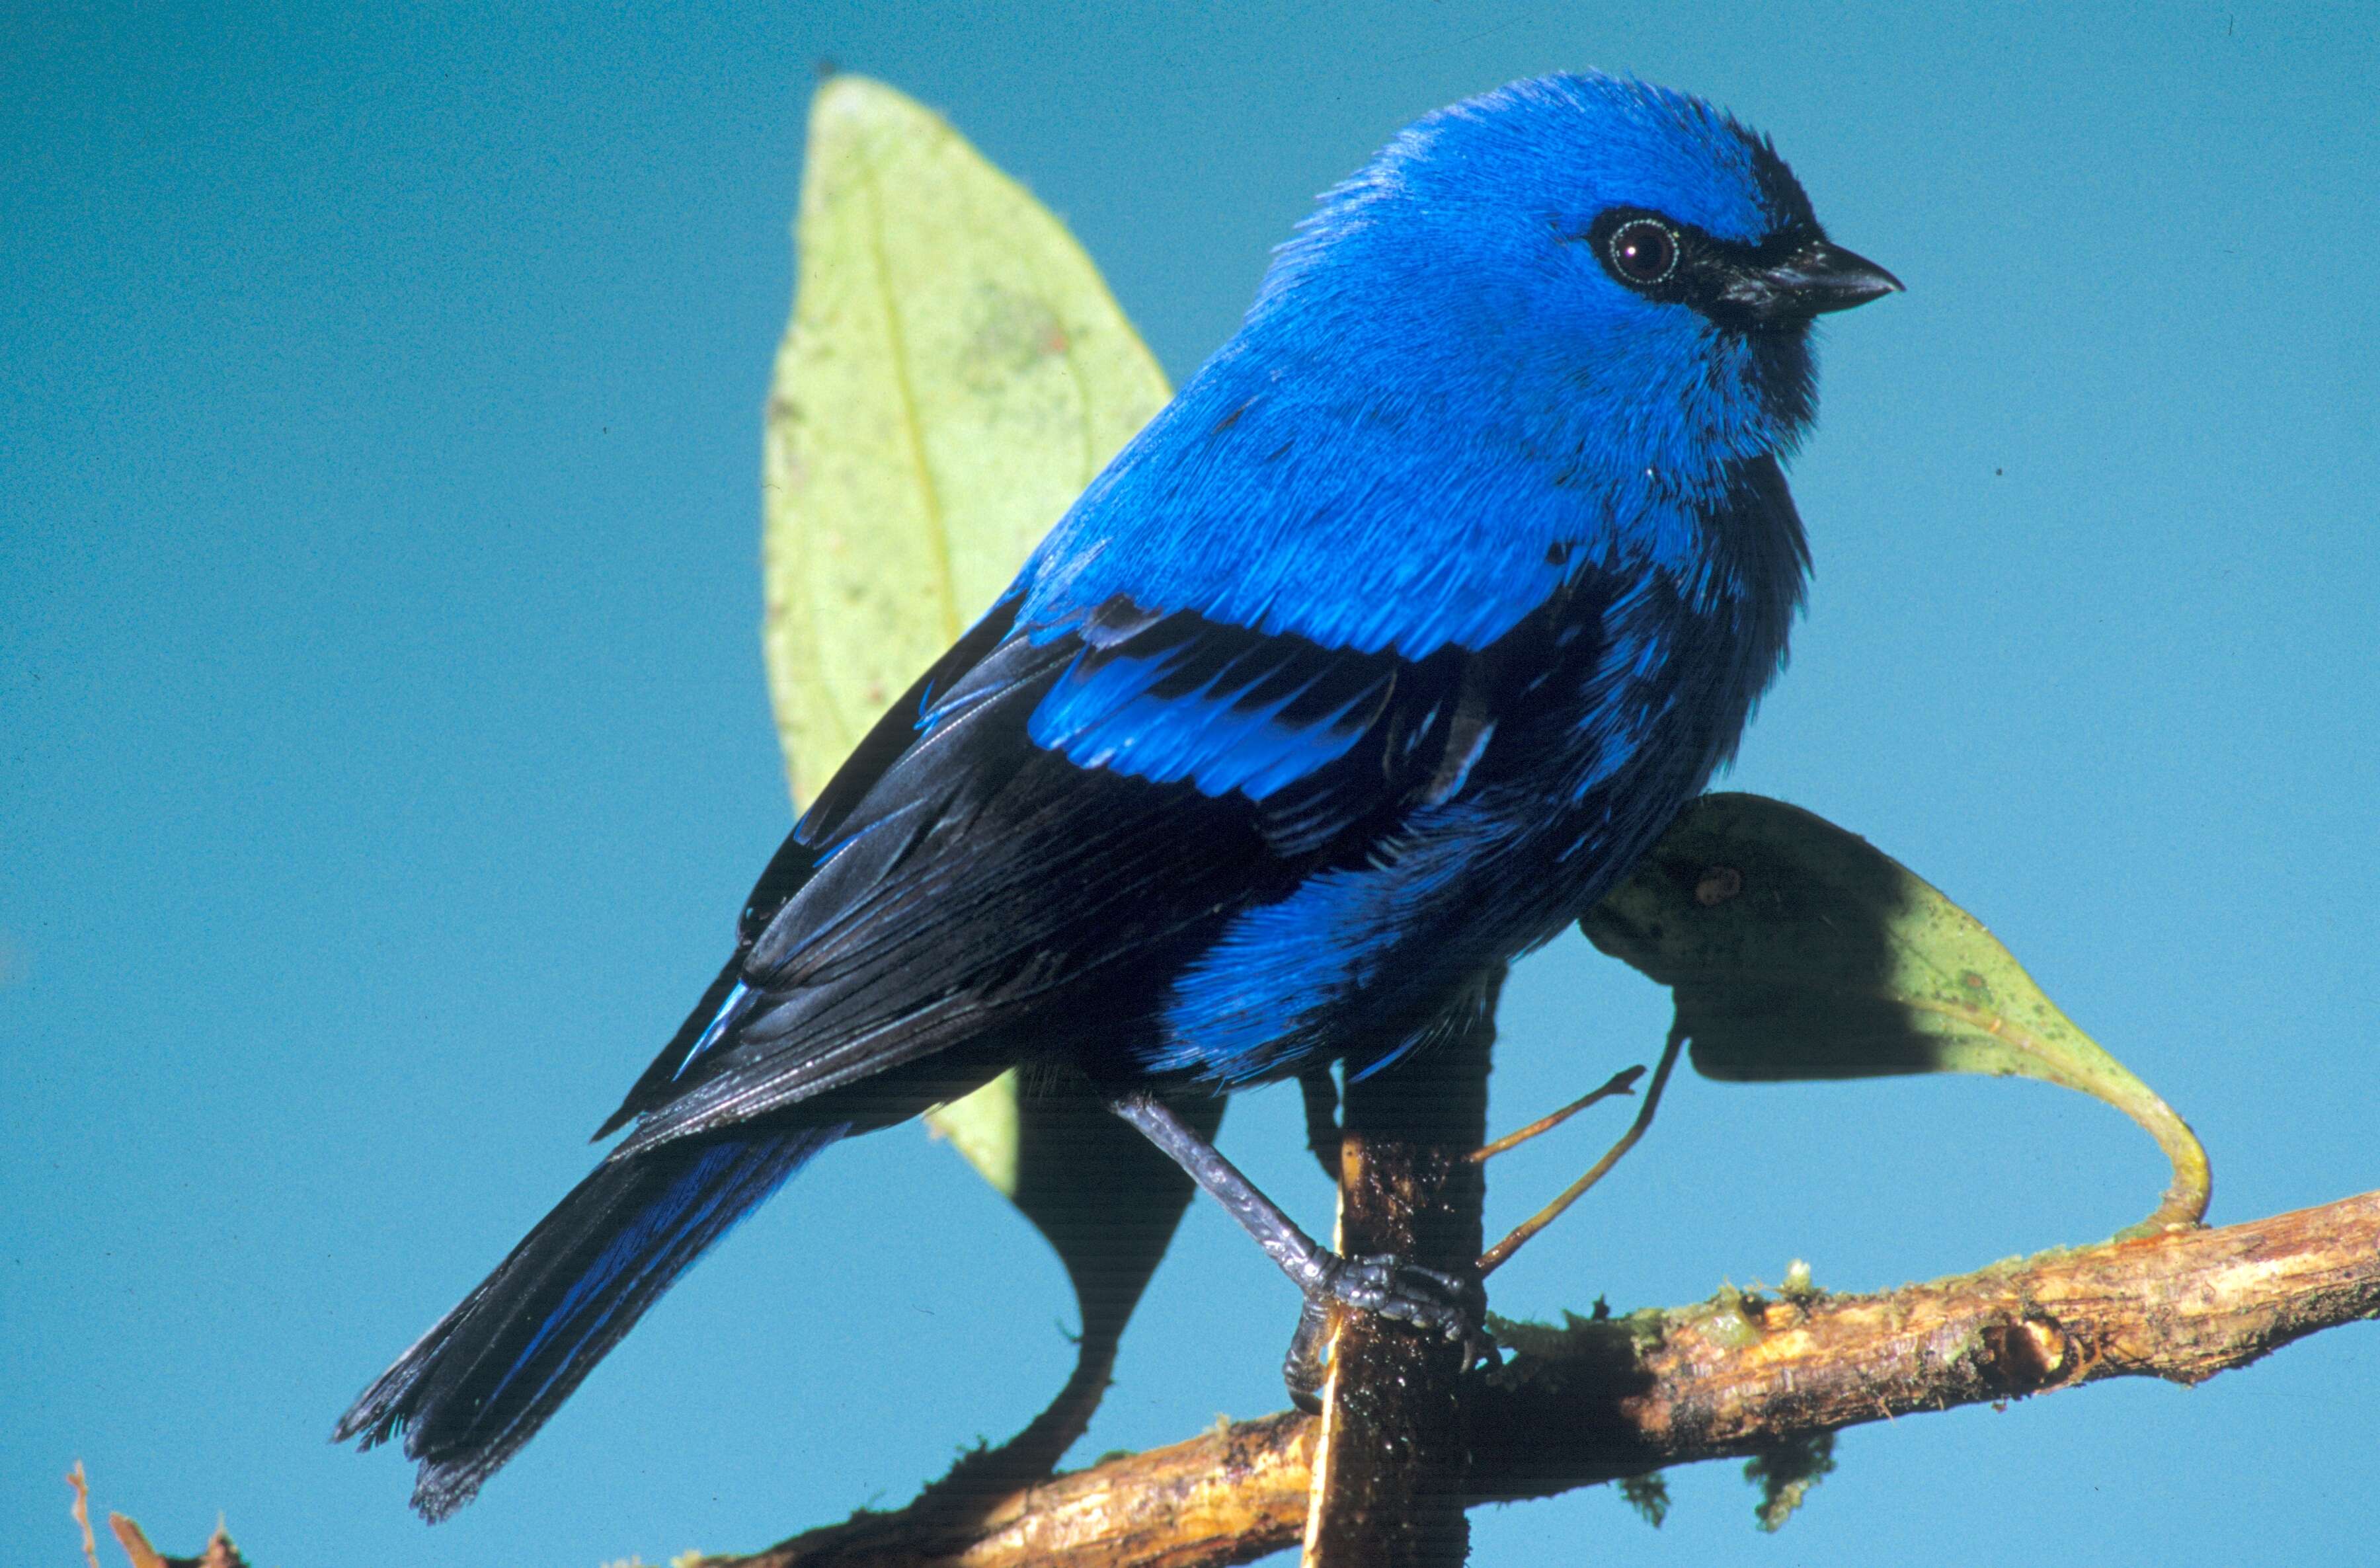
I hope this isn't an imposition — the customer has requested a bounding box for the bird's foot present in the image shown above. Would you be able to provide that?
[1101,1091,1500,1405]
[1283,1253,1496,1409]
[1324,1251,1482,1335]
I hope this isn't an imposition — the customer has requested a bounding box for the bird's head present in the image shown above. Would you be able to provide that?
[1250,72,1899,483]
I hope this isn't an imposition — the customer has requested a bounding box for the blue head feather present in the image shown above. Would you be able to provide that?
[1021,71,1826,660]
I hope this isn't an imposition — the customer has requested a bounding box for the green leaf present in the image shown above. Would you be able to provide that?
[762,73,1168,805]
[1581,793,2209,1238]
[761,73,1197,1475]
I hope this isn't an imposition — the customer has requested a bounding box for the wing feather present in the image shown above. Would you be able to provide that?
[607,585,1600,1156]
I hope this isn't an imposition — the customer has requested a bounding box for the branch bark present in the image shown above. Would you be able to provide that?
[705,1187,2380,1568]
[1302,982,1495,1566]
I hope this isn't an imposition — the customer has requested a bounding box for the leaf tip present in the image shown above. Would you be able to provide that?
[811,72,937,143]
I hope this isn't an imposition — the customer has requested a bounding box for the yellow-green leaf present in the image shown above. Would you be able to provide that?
[1581,793,2209,1237]
[762,74,1198,1473]
[763,72,1168,805]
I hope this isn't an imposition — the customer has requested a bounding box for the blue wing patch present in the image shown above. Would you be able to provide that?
[1025,602,1402,802]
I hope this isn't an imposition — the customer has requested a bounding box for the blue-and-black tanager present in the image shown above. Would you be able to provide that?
[337,71,1899,1518]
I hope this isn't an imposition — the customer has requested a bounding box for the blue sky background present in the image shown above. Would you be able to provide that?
[5,4,2375,1565]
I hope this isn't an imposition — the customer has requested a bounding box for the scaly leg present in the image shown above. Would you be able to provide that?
[1105,1090,1482,1349]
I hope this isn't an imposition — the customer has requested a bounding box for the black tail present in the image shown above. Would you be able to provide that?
[334,1125,842,1520]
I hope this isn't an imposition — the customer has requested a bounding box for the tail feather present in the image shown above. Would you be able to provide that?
[335,1125,842,1520]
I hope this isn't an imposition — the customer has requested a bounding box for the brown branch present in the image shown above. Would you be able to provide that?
[705,1187,2380,1568]
[63,1466,249,1568]
[1304,983,1495,1567]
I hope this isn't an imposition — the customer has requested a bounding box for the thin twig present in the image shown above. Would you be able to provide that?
[67,1464,101,1568]
[1468,1065,1642,1163]
[1477,1025,1683,1276]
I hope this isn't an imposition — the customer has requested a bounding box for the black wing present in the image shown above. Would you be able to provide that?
[602,590,1563,1157]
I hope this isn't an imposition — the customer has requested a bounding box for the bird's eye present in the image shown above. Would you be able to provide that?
[1606,219,1680,286]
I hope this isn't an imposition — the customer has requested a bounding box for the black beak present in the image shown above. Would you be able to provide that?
[1722,240,1903,325]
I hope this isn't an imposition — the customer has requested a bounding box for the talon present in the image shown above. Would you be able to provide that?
[1279,1250,1495,1403]
[1318,1252,1484,1340]
[1283,1297,1333,1409]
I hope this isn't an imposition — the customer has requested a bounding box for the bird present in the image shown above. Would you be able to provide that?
[336,69,1899,1520]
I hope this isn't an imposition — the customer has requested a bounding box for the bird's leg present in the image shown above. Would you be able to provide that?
[1105,1090,1483,1351]
[1476,1023,1686,1275]
[1296,1066,1343,1184]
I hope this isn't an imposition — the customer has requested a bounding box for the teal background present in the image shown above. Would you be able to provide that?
[5,4,2375,1564]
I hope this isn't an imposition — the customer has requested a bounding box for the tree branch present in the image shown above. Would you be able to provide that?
[705,1187,2380,1568]
[1303,983,1495,1566]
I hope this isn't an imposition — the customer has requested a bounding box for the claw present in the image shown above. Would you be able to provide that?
[1279,1251,1500,1402]
[1284,1298,1333,1410]
[1318,1255,1490,1347]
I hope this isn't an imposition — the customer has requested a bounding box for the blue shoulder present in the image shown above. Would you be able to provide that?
[1020,599,1400,802]
[999,331,1577,806]
[1015,341,1588,660]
